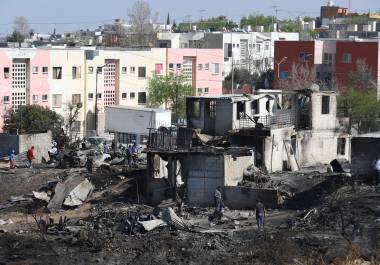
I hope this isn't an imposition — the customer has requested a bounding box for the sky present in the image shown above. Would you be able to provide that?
[0,0,379,36]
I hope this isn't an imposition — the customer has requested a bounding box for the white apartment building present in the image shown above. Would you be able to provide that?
[156,32,299,77]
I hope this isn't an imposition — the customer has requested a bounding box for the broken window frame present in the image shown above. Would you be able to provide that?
[321,95,330,115]
[337,137,346,156]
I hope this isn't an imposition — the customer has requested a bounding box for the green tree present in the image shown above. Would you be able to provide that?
[148,74,193,121]
[339,89,380,134]
[3,105,64,138]
[338,59,380,133]
[6,31,25,43]
[197,16,237,31]
[240,14,274,32]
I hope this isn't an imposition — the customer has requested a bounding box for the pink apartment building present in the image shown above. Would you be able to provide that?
[0,47,224,135]
[166,49,224,96]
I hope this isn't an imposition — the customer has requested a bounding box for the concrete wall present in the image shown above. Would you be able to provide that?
[224,155,253,186]
[223,186,280,210]
[18,131,52,163]
[264,127,295,172]
[296,130,350,167]
[311,92,337,131]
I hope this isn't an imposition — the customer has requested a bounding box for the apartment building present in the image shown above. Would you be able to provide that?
[274,39,380,94]
[0,47,224,137]
[156,32,299,77]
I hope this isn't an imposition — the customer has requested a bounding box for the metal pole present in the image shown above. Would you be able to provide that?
[231,31,234,94]
[95,69,98,136]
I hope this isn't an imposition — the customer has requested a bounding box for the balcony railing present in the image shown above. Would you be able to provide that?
[147,126,193,152]
[238,110,296,130]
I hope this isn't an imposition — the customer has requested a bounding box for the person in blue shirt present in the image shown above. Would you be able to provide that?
[8,149,16,169]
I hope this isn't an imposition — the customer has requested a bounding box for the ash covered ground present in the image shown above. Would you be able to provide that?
[0,165,380,265]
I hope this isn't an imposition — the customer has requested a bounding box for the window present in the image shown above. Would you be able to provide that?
[224,43,232,59]
[204,87,209,94]
[32,95,38,102]
[72,66,81,79]
[97,67,103,74]
[138,67,146,78]
[97,93,102,99]
[256,44,261,52]
[4,67,10,78]
[52,94,62,108]
[211,63,220,75]
[72,121,81,132]
[116,132,137,144]
[3,96,10,103]
[53,67,62,79]
[130,66,135,74]
[323,53,333,66]
[169,63,174,71]
[321,95,330,114]
[198,64,203,70]
[205,64,209,70]
[42,94,48,101]
[342,53,352,64]
[279,71,289,79]
[237,44,240,48]
[138,92,146,105]
[299,52,311,62]
[88,93,94,100]
[155,64,163,75]
[88,66,94,74]
[233,44,236,48]
[337,138,346,156]
[237,101,245,120]
[130,92,135,99]
[122,67,127,74]
[176,64,182,71]
[72,94,81,104]
[32,66,38,74]
[190,100,200,118]
[265,44,269,51]
[197,88,202,94]
[42,66,48,74]
[122,93,127,99]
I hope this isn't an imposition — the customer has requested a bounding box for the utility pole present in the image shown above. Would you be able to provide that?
[272,5,278,32]
[231,31,234,94]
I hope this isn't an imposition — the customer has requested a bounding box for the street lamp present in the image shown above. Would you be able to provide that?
[276,56,288,79]
[94,62,111,136]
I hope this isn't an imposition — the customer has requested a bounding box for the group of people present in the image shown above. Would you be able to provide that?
[8,146,35,169]
[214,186,266,231]
[120,142,139,168]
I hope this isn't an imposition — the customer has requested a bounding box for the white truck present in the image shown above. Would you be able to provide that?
[105,106,172,147]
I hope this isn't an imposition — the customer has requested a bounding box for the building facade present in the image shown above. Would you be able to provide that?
[0,47,224,137]
[156,32,299,77]
[274,39,380,94]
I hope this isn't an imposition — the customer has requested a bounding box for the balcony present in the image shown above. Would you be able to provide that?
[238,110,296,130]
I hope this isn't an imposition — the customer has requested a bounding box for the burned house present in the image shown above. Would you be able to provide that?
[186,89,350,172]
[145,89,350,206]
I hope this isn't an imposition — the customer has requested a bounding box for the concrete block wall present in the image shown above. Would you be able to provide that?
[18,131,52,163]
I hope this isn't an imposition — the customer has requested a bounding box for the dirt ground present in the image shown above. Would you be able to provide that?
[1,167,380,265]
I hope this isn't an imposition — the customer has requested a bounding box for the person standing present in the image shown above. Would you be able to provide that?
[27,146,35,168]
[374,156,380,186]
[8,149,16,169]
[214,186,224,214]
[255,199,266,231]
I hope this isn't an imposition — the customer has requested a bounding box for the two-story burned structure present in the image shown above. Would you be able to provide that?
[145,89,350,206]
